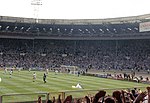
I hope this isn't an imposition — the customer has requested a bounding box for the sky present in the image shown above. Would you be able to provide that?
[0,0,150,19]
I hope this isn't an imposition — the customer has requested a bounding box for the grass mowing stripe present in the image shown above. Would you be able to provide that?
[2,79,37,93]
[52,74,146,89]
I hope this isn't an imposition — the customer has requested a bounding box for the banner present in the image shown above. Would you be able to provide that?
[139,22,150,32]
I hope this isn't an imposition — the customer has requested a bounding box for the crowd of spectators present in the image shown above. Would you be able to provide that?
[0,38,150,73]
[37,86,150,103]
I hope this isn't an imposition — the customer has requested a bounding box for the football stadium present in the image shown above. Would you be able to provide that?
[1,0,150,103]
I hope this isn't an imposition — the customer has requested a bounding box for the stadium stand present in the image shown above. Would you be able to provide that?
[0,38,150,72]
[1,15,150,103]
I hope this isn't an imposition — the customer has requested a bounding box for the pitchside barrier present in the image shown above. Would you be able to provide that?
[0,92,48,103]
[0,86,146,103]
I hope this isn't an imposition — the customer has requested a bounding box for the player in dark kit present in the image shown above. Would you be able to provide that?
[43,73,47,83]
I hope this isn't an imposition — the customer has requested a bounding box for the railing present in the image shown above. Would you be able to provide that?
[0,92,48,103]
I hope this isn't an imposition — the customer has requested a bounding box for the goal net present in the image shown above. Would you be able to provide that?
[60,65,79,74]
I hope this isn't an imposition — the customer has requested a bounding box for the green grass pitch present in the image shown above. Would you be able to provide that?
[0,70,149,102]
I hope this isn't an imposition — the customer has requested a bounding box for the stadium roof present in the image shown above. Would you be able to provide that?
[0,14,150,25]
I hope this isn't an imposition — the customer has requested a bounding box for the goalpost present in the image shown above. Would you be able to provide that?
[60,65,79,75]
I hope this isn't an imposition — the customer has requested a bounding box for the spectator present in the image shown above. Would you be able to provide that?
[63,95,72,103]
[92,90,106,103]
[104,96,115,103]
[37,96,42,103]
[47,99,52,103]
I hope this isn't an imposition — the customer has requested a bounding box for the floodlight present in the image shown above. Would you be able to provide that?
[20,27,24,30]
[6,26,9,30]
[127,28,131,30]
[14,26,17,30]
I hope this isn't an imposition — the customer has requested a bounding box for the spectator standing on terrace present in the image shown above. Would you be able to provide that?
[57,94,62,103]
[146,77,149,82]
[46,99,52,103]
[63,95,72,103]
[37,96,42,103]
